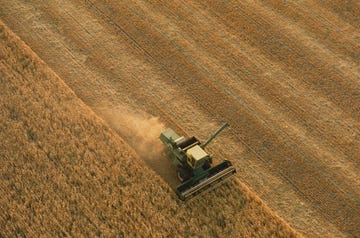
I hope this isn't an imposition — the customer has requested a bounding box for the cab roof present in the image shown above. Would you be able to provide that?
[186,145,209,161]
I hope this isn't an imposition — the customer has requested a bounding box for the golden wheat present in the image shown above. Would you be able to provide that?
[0,20,300,237]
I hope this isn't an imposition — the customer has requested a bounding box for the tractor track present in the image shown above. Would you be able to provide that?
[314,0,360,29]
[1,0,359,237]
[198,0,360,119]
[259,0,360,63]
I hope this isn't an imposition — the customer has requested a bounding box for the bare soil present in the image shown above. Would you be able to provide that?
[1,0,359,237]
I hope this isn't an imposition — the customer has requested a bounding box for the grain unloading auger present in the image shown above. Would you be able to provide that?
[160,123,236,201]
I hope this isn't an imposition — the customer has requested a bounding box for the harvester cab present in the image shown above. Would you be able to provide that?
[160,123,236,201]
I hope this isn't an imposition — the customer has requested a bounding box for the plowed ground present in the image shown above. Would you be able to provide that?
[1,1,359,237]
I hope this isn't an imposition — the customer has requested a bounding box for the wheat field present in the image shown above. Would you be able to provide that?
[1,0,359,237]
[0,20,300,237]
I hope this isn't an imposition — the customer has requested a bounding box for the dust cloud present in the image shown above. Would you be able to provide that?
[96,104,179,188]
[96,104,166,160]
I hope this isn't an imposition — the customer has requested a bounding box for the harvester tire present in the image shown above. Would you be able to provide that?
[177,167,191,182]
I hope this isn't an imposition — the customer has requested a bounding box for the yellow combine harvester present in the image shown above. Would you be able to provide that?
[160,123,236,201]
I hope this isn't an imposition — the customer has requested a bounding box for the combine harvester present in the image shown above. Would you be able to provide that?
[160,123,236,201]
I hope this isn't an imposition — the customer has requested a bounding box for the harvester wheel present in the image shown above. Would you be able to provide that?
[177,167,191,182]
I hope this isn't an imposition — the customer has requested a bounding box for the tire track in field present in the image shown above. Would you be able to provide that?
[314,0,360,28]
[259,0,360,63]
[200,0,360,120]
